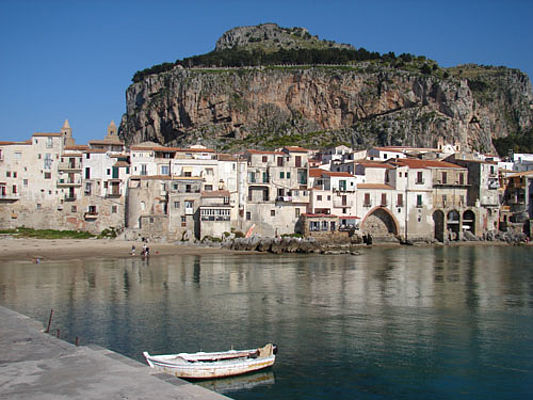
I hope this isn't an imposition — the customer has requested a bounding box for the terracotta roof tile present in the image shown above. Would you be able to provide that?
[357,183,394,190]
[201,190,230,198]
[391,159,465,169]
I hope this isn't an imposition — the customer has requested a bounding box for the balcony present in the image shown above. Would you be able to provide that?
[0,193,20,201]
[57,178,81,187]
[58,161,82,171]
[105,191,121,198]
[84,211,98,220]
[415,179,425,185]
[363,202,372,208]
[333,198,353,208]
[276,195,293,203]
[64,194,77,201]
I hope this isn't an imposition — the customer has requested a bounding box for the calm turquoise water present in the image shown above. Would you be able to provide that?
[1,246,532,399]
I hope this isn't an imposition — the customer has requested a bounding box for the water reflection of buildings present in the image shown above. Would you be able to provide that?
[0,248,530,359]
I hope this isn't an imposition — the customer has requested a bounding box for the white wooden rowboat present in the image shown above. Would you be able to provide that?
[143,343,277,379]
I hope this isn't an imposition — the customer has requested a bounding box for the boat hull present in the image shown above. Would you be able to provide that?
[145,355,275,379]
[143,344,277,379]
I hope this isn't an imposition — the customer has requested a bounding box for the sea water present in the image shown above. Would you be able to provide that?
[1,245,532,399]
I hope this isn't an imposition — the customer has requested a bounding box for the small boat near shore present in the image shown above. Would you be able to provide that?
[143,343,277,379]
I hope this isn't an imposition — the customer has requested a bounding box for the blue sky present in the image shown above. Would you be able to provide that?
[1,0,532,145]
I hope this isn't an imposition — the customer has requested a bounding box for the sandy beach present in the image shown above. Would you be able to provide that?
[0,237,233,262]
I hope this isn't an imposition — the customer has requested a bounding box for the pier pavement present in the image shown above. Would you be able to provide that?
[0,306,230,400]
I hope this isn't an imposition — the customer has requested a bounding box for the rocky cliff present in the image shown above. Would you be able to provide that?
[119,25,533,153]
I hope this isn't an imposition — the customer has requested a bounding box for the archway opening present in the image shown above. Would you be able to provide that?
[462,210,475,235]
[433,210,445,242]
[362,207,398,238]
[447,210,460,241]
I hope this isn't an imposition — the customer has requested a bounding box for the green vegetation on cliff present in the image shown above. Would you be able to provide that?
[133,48,425,82]
[493,128,533,155]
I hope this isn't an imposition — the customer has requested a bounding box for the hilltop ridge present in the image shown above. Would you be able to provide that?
[121,24,533,154]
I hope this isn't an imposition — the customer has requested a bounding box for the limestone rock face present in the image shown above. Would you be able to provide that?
[215,23,354,52]
[119,64,533,152]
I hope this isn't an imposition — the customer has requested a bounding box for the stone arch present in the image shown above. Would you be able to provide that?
[447,209,460,241]
[433,210,445,242]
[361,206,399,237]
[463,209,476,234]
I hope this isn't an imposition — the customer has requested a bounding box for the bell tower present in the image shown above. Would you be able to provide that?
[61,119,75,147]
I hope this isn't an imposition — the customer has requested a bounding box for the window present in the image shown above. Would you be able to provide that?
[185,200,194,209]
[181,216,186,227]
[246,211,251,220]
[417,194,423,208]
[442,194,447,206]
[287,172,291,179]
[140,164,147,176]
[44,154,52,170]
[295,156,302,167]
[174,201,180,209]
[36,203,41,209]
[47,137,53,148]
[204,184,213,191]
[364,193,371,207]
[86,153,90,159]
[111,206,117,214]
[85,167,91,179]
[262,156,267,163]
[71,205,77,212]
[381,193,387,206]
[327,195,331,201]
[295,208,300,218]
[280,172,285,179]
[277,157,283,166]
[271,210,275,217]
[12,185,17,194]
[13,172,17,178]
[397,193,403,207]
[184,171,192,177]
[6,171,10,177]
[44,172,51,179]
[441,172,447,184]
[23,179,28,187]
[317,195,322,201]
[459,173,464,185]
[161,165,169,175]
[416,171,424,184]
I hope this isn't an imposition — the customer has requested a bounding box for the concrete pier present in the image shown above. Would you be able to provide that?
[0,306,230,399]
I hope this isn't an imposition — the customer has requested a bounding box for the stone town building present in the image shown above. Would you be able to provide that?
[0,122,70,229]
[243,147,311,237]
[126,175,203,241]
[446,156,501,231]
[500,170,533,227]
[0,121,130,234]
[125,147,247,241]
[199,190,232,238]
[390,159,471,241]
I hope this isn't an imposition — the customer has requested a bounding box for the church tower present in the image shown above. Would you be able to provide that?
[105,120,118,140]
[61,119,75,147]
